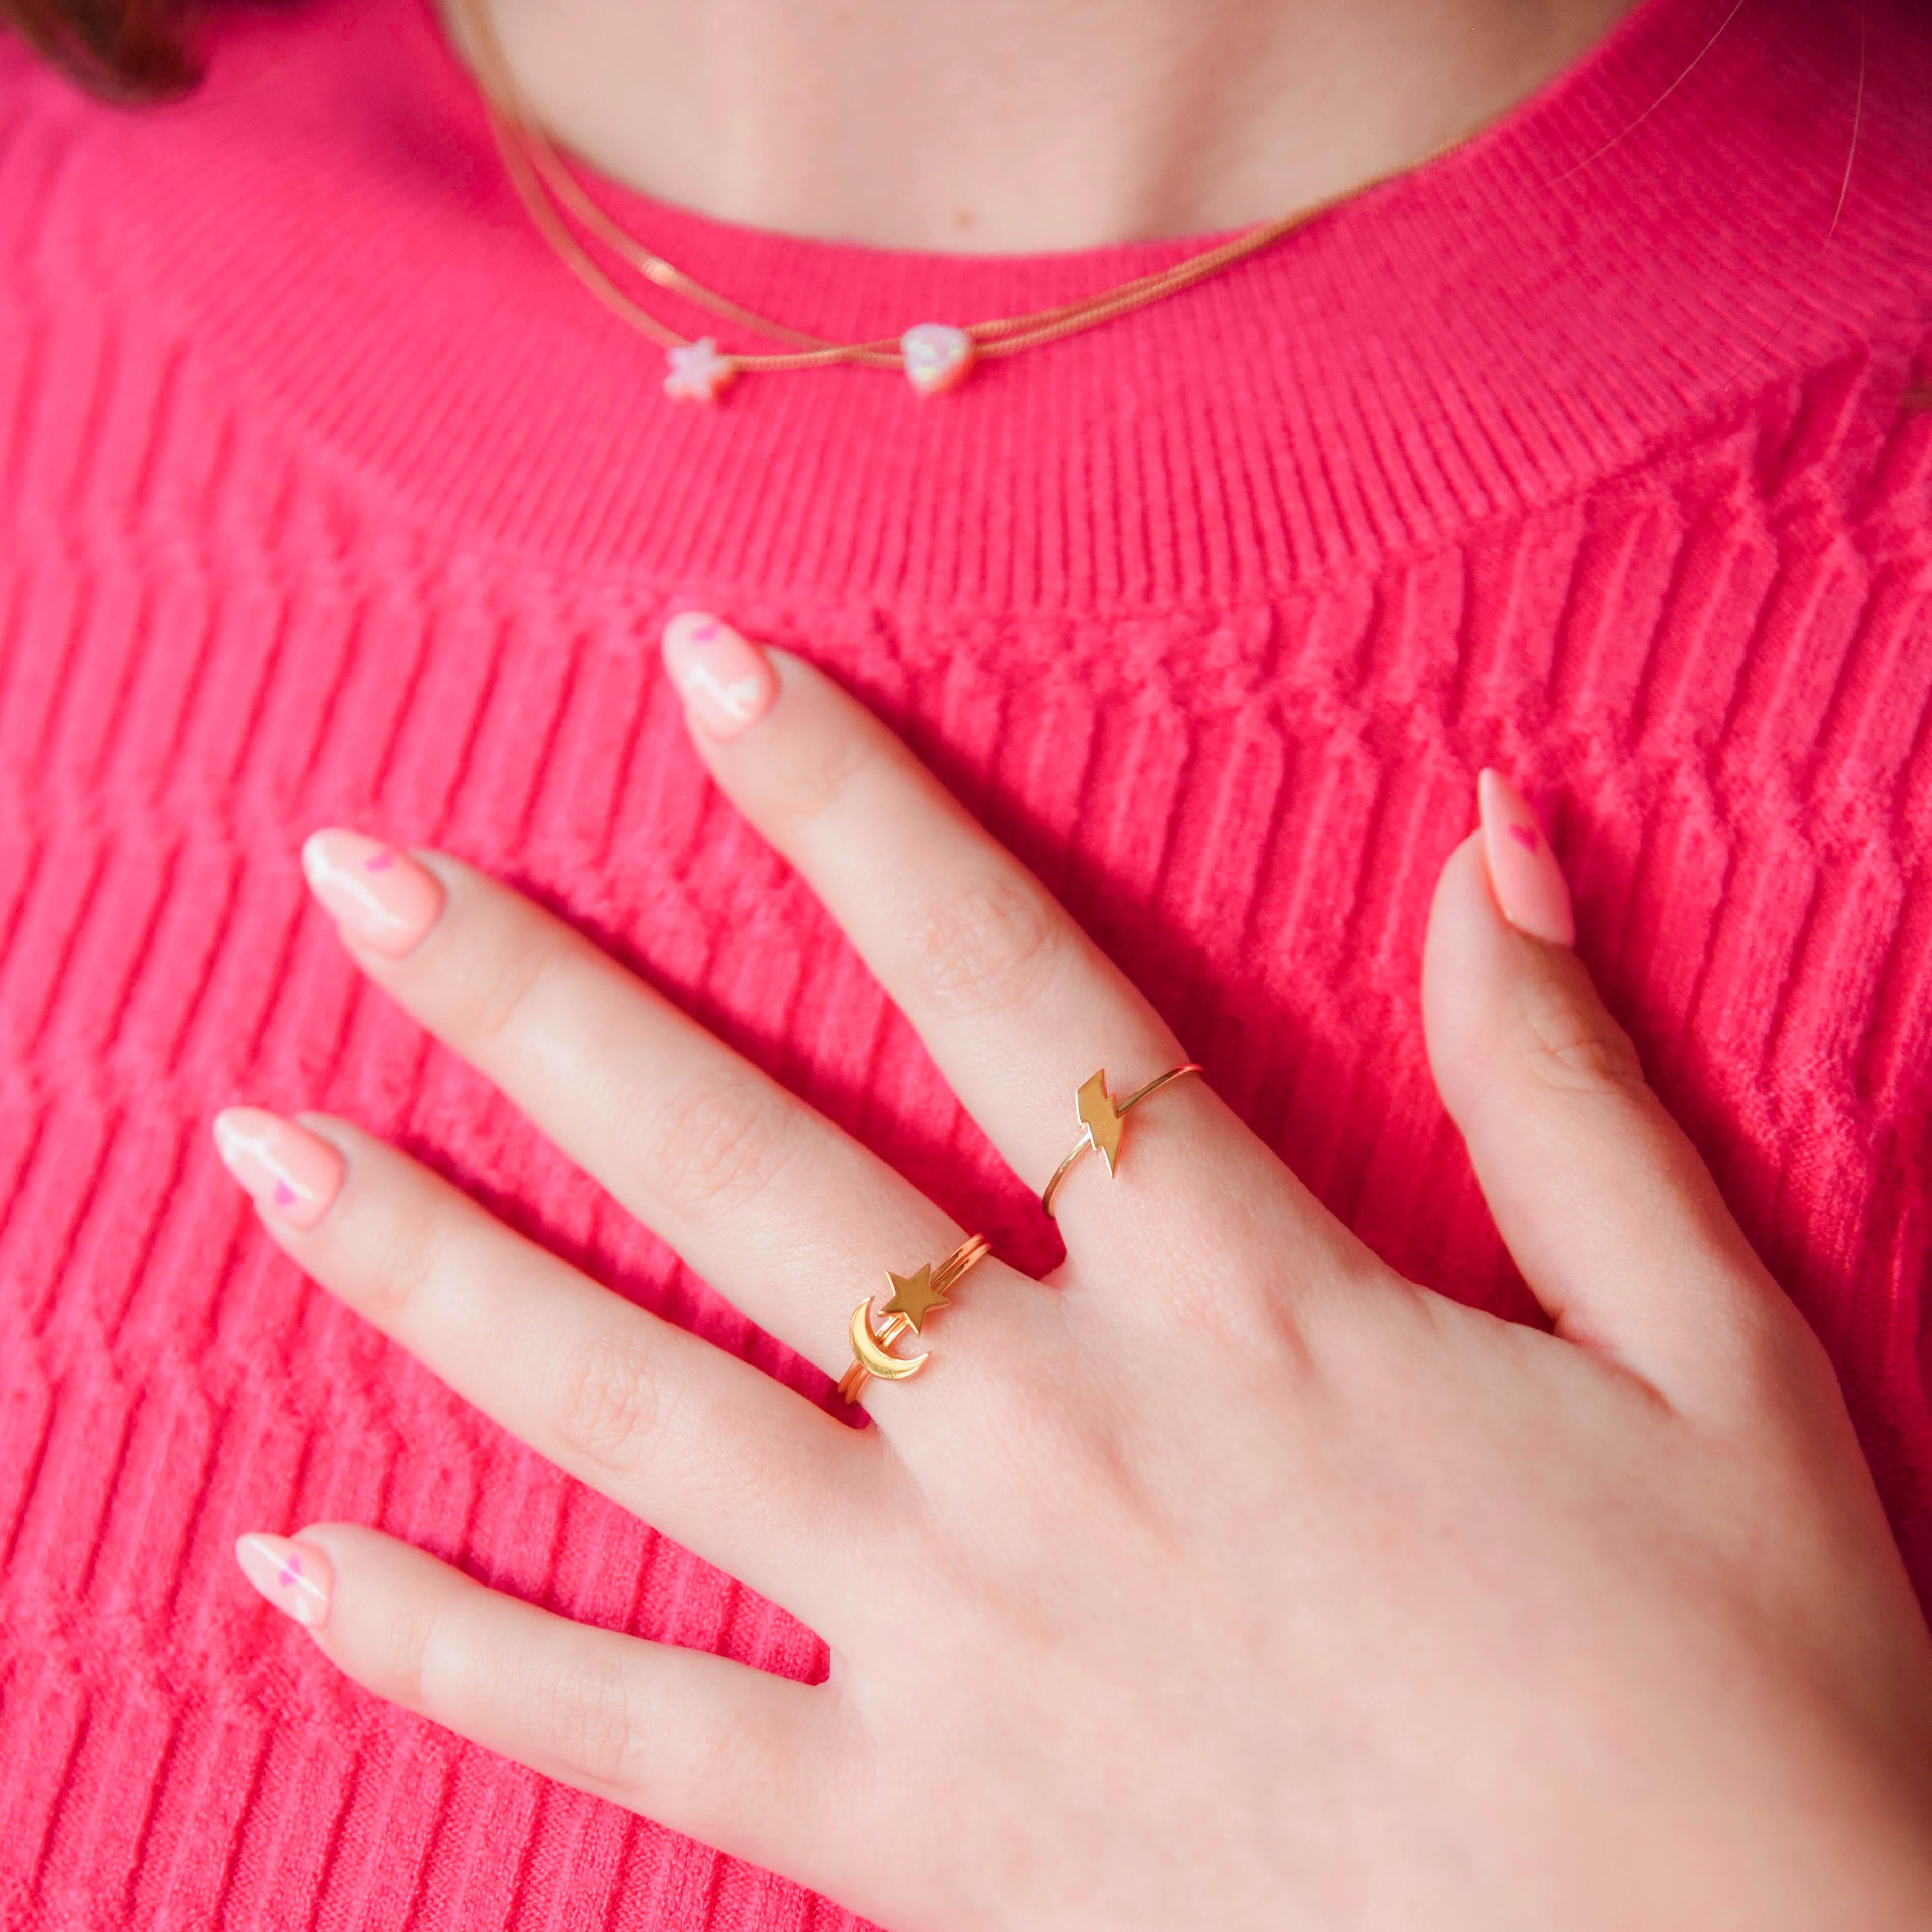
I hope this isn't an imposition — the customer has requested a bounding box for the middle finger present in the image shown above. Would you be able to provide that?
[663,623,1298,1252]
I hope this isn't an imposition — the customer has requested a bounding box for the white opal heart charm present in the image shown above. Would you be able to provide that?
[899,323,977,396]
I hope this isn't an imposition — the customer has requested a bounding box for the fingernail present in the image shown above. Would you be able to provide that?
[1477,769,1576,947]
[212,1107,346,1230]
[661,610,778,740]
[235,1533,333,1630]
[301,830,444,958]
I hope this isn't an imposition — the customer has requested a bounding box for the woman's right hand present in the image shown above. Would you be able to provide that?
[219,615,1932,1929]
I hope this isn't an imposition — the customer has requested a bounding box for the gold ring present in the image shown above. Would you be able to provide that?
[838,1233,992,1405]
[1039,1063,1204,1219]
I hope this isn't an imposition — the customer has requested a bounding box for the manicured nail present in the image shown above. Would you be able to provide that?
[301,830,444,957]
[661,610,778,740]
[234,1533,333,1630]
[1477,769,1576,947]
[212,1107,346,1230]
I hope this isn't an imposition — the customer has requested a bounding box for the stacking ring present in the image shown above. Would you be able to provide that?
[1039,1063,1204,1219]
[838,1233,992,1405]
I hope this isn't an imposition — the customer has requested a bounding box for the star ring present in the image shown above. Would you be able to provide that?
[838,1234,992,1405]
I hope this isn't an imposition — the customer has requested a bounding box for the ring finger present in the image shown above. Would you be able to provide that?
[299,833,981,1393]
[663,618,1328,1263]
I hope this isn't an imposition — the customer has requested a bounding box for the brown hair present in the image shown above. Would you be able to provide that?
[5,0,210,99]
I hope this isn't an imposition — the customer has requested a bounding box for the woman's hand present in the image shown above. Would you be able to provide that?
[216,614,1932,1931]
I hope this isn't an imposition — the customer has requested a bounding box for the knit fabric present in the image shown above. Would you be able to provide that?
[3,0,1930,1922]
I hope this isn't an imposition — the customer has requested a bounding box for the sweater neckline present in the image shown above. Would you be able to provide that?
[95,0,1903,605]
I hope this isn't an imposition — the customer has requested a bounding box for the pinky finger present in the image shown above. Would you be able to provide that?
[235,1523,855,1893]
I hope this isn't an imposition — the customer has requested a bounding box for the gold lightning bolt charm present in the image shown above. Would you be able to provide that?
[1040,1061,1206,1218]
[1076,1070,1126,1174]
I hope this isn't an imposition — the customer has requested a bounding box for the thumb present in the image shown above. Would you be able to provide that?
[1421,770,1809,1412]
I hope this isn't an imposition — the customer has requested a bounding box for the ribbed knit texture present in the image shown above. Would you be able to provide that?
[3,0,1929,1922]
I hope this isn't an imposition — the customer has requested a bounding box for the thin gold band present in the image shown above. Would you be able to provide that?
[1040,1063,1204,1220]
[838,1234,992,1405]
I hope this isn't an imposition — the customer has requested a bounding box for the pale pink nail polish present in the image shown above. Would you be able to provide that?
[661,610,779,740]
[235,1532,333,1629]
[212,1107,346,1230]
[1477,768,1576,947]
[301,829,444,957]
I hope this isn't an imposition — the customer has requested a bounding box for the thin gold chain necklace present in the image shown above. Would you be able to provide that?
[449,0,1507,403]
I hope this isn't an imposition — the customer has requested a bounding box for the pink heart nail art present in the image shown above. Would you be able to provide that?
[214,1108,347,1230]
[1477,769,1576,948]
[363,849,395,871]
[235,1533,334,1630]
[661,614,779,740]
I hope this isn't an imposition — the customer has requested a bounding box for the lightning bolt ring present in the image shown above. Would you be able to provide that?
[838,1233,993,1405]
[1040,1063,1205,1220]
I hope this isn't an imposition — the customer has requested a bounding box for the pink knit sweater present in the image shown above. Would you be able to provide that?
[3,0,1929,1922]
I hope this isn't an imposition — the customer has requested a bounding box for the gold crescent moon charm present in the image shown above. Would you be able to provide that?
[838,1235,990,1405]
[849,1297,929,1381]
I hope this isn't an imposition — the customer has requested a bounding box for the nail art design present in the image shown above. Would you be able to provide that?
[300,829,444,957]
[661,610,779,740]
[211,1107,347,1230]
[1477,768,1576,947]
[235,1533,333,1629]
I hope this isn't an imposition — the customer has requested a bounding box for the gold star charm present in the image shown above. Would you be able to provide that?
[881,1263,951,1332]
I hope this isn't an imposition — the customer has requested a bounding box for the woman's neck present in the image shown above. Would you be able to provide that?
[438,0,1635,253]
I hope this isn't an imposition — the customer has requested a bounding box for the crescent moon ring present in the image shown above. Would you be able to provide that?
[849,1298,928,1380]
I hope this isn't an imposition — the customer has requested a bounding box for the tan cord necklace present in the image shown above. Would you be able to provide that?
[449,0,1509,401]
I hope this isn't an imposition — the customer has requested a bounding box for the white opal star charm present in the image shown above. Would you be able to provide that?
[663,336,737,403]
[900,323,977,396]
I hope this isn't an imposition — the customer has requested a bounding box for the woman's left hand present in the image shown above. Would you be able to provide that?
[214,613,1932,1931]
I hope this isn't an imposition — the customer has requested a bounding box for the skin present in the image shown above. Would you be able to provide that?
[436,0,1639,250]
[231,637,1932,1929]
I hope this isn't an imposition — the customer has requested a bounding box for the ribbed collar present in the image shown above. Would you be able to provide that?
[88,0,1924,607]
